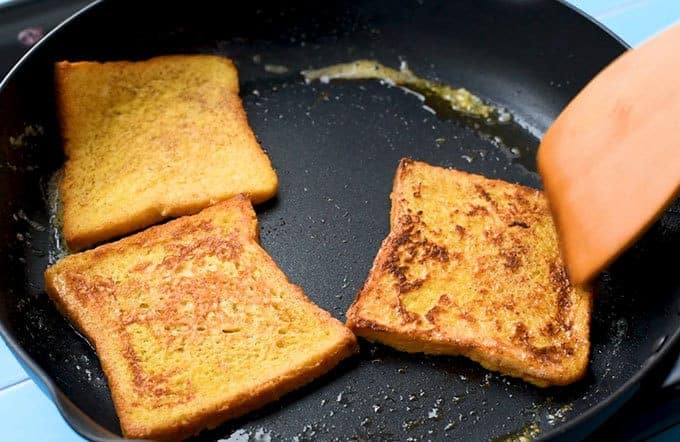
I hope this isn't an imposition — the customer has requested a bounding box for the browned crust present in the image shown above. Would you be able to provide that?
[45,195,357,440]
[347,158,593,387]
[108,322,357,440]
[348,322,582,387]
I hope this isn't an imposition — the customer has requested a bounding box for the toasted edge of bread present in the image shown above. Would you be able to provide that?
[55,55,278,251]
[347,158,592,387]
[45,195,357,440]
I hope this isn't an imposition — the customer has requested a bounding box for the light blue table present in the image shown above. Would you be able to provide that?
[1,1,679,440]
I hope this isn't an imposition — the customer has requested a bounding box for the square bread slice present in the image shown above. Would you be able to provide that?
[346,159,592,387]
[56,54,278,251]
[45,195,357,440]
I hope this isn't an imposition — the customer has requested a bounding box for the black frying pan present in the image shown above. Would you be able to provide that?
[1,0,679,440]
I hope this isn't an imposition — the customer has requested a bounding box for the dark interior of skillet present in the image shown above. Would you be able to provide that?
[1,0,679,440]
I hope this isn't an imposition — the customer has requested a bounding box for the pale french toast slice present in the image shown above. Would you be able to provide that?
[45,195,357,440]
[347,159,592,387]
[56,54,278,250]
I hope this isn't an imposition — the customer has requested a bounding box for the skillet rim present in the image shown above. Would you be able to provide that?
[1,1,677,441]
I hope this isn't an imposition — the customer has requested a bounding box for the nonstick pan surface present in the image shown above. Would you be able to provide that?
[1,0,679,440]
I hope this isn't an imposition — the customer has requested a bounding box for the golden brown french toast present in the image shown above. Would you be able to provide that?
[45,195,357,440]
[56,54,278,251]
[346,159,592,387]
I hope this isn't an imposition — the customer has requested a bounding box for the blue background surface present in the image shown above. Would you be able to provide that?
[0,0,679,440]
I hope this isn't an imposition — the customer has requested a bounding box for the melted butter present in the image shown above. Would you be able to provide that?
[302,59,542,171]
[302,59,504,120]
[493,421,542,442]
[9,124,44,148]
[45,169,70,264]
[546,403,573,426]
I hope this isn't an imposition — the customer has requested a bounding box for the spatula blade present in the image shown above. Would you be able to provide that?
[538,23,680,285]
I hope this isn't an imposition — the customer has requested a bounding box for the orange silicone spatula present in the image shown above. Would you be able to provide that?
[538,23,680,286]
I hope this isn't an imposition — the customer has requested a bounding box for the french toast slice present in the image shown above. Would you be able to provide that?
[56,54,278,250]
[346,159,592,387]
[45,195,357,440]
